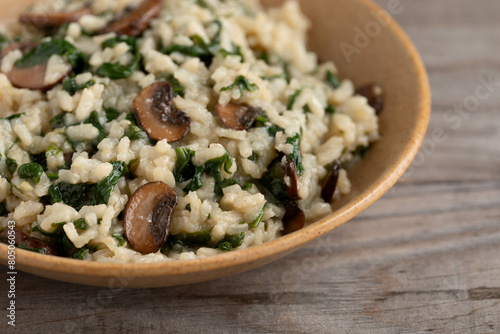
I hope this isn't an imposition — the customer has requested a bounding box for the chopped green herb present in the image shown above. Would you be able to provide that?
[105,107,121,122]
[249,204,266,228]
[196,0,209,8]
[248,152,258,162]
[74,218,88,230]
[260,74,284,81]
[286,134,305,175]
[96,53,142,79]
[112,234,126,246]
[220,75,259,95]
[261,159,288,203]
[18,163,44,184]
[62,77,96,96]
[241,183,253,191]
[185,203,191,212]
[102,35,137,54]
[326,70,340,89]
[6,158,18,175]
[174,147,196,183]
[72,246,96,260]
[217,232,245,251]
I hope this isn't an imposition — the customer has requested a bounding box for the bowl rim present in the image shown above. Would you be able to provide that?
[0,0,431,280]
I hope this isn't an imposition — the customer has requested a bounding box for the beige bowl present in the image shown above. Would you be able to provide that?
[0,0,430,288]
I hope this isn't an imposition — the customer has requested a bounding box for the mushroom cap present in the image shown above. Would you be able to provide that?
[19,7,92,27]
[282,201,305,234]
[124,181,178,254]
[215,102,261,131]
[0,227,59,255]
[134,81,191,143]
[6,61,72,91]
[102,0,163,37]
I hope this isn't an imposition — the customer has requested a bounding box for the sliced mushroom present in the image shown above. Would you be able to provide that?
[356,83,384,114]
[19,7,92,27]
[282,156,301,201]
[124,181,178,253]
[134,82,191,142]
[0,228,58,255]
[215,102,261,130]
[2,43,71,91]
[282,201,305,234]
[102,0,163,36]
[321,160,341,203]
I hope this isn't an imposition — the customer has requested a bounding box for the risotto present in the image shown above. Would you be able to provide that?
[0,0,381,262]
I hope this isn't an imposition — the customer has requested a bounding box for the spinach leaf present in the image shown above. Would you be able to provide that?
[74,218,88,230]
[286,134,304,175]
[174,147,196,183]
[220,75,259,95]
[90,161,127,206]
[46,173,59,180]
[125,123,148,141]
[112,234,126,246]
[255,115,284,137]
[102,36,137,54]
[62,77,96,96]
[183,165,204,193]
[287,89,303,110]
[325,105,336,114]
[18,242,46,254]
[6,158,18,175]
[166,75,185,97]
[32,222,75,255]
[14,38,87,72]
[105,107,121,122]
[0,34,8,53]
[261,158,288,203]
[96,53,142,79]
[249,204,266,228]
[30,152,48,171]
[1,113,25,120]
[0,202,7,216]
[217,232,244,251]
[72,245,96,260]
[49,114,66,128]
[163,230,212,252]
[204,149,233,182]
[45,143,62,158]
[49,182,95,210]
[164,20,222,66]
[84,111,106,144]
[326,70,340,89]
[220,44,244,61]
[18,163,44,184]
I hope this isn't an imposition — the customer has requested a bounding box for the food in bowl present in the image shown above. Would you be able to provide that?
[0,0,382,262]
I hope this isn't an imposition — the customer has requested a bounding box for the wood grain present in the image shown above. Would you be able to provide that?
[1,0,500,333]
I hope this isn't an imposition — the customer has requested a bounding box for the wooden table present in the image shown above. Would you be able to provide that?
[2,0,500,332]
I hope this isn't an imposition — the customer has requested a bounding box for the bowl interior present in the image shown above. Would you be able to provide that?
[0,0,430,287]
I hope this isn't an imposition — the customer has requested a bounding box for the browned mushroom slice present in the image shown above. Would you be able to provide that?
[282,201,305,234]
[321,160,341,203]
[282,156,301,201]
[6,60,71,91]
[0,228,58,255]
[355,83,384,114]
[215,102,261,130]
[102,0,163,36]
[134,82,191,142]
[124,181,178,253]
[19,7,92,27]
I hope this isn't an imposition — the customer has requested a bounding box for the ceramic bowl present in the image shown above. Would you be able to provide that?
[0,0,430,288]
